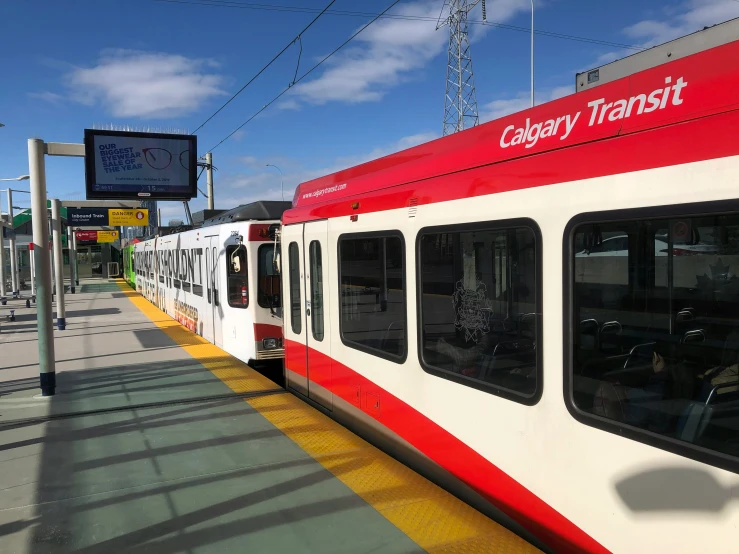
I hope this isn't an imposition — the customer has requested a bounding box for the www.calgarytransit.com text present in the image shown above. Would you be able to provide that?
[302,183,347,200]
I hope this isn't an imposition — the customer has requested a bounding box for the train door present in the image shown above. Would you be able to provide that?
[205,236,223,347]
[303,220,333,410]
[282,222,333,410]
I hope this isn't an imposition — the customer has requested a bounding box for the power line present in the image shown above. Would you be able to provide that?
[155,0,645,51]
[204,0,402,154]
[191,0,337,135]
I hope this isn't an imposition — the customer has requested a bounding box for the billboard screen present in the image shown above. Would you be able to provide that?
[84,129,197,200]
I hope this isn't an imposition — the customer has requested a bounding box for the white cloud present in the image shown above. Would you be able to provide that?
[28,91,64,104]
[232,130,246,141]
[217,131,439,208]
[624,0,739,47]
[65,49,226,119]
[293,0,533,106]
[480,85,572,121]
[488,0,739,123]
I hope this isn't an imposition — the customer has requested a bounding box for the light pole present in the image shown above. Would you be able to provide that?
[531,0,535,108]
[0,175,30,296]
[265,164,285,202]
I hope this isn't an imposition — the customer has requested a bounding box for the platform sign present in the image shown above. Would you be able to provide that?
[84,129,197,200]
[75,230,99,243]
[68,208,148,227]
[75,230,119,244]
[97,230,119,243]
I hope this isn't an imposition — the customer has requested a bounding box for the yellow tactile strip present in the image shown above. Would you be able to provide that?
[115,280,540,553]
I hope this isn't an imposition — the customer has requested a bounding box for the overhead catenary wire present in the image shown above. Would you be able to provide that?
[191,0,337,134]
[203,0,403,154]
[156,0,645,51]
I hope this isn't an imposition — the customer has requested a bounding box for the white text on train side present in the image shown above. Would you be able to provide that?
[499,76,688,150]
[587,76,688,126]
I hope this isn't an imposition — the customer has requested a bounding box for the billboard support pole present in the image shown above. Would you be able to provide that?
[28,138,56,396]
[51,199,66,330]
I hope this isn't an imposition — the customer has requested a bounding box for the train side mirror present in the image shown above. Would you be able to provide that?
[232,257,241,273]
[273,251,281,274]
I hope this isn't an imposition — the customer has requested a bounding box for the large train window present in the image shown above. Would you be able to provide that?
[226,244,248,309]
[258,244,281,311]
[418,220,541,403]
[568,208,739,468]
[288,242,302,334]
[339,232,406,362]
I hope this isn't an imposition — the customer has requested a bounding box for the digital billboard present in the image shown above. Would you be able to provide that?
[84,129,197,200]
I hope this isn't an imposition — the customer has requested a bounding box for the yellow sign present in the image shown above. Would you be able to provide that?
[97,230,119,243]
[108,209,149,226]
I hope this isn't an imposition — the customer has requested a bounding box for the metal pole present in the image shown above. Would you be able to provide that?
[0,209,6,299]
[531,0,535,108]
[71,228,78,286]
[29,244,35,298]
[206,152,214,210]
[266,164,285,202]
[68,226,75,293]
[51,199,66,330]
[7,189,18,296]
[28,138,56,396]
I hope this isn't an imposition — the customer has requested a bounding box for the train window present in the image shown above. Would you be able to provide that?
[339,233,406,362]
[309,240,324,341]
[418,221,541,403]
[226,244,248,309]
[258,244,281,311]
[288,242,302,334]
[569,211,739,466]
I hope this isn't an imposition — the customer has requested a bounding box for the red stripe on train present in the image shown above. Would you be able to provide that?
[290,40,739,214]
[253,323,283,341]
[284,100,739,225]
[285,339,609,554]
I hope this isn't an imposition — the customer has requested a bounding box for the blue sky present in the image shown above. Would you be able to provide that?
[1,0,738,222]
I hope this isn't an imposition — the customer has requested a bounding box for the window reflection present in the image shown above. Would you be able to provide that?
[573,214,739,459]
[420,225,539,398]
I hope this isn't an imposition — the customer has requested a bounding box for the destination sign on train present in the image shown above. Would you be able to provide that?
[84,129,197,201]
[68,207,149,227]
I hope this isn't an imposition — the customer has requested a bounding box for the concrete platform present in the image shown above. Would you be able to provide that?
[0,279,539,554]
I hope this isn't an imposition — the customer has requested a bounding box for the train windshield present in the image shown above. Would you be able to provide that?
[258,244,282,314]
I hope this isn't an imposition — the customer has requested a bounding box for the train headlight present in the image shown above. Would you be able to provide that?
[262,338,278,350]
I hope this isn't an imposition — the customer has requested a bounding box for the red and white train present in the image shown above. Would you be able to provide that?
[137,39,739,553]
[133,202,289,365]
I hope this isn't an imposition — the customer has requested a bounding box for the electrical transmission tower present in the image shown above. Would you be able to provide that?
[437,0,486,136]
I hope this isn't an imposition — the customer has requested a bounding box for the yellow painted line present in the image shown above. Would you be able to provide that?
[115,279,540,554]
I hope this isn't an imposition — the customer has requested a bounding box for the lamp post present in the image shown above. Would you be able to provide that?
[0,175,30,296]
[265,164,285,202]
[531,0,535,108]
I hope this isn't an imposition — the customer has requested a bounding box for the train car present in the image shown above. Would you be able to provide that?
[122,243,136,288]
[279,40,739,553]
[134,201,290,364]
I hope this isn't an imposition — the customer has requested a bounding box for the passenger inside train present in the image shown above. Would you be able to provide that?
[573,213,739,458]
